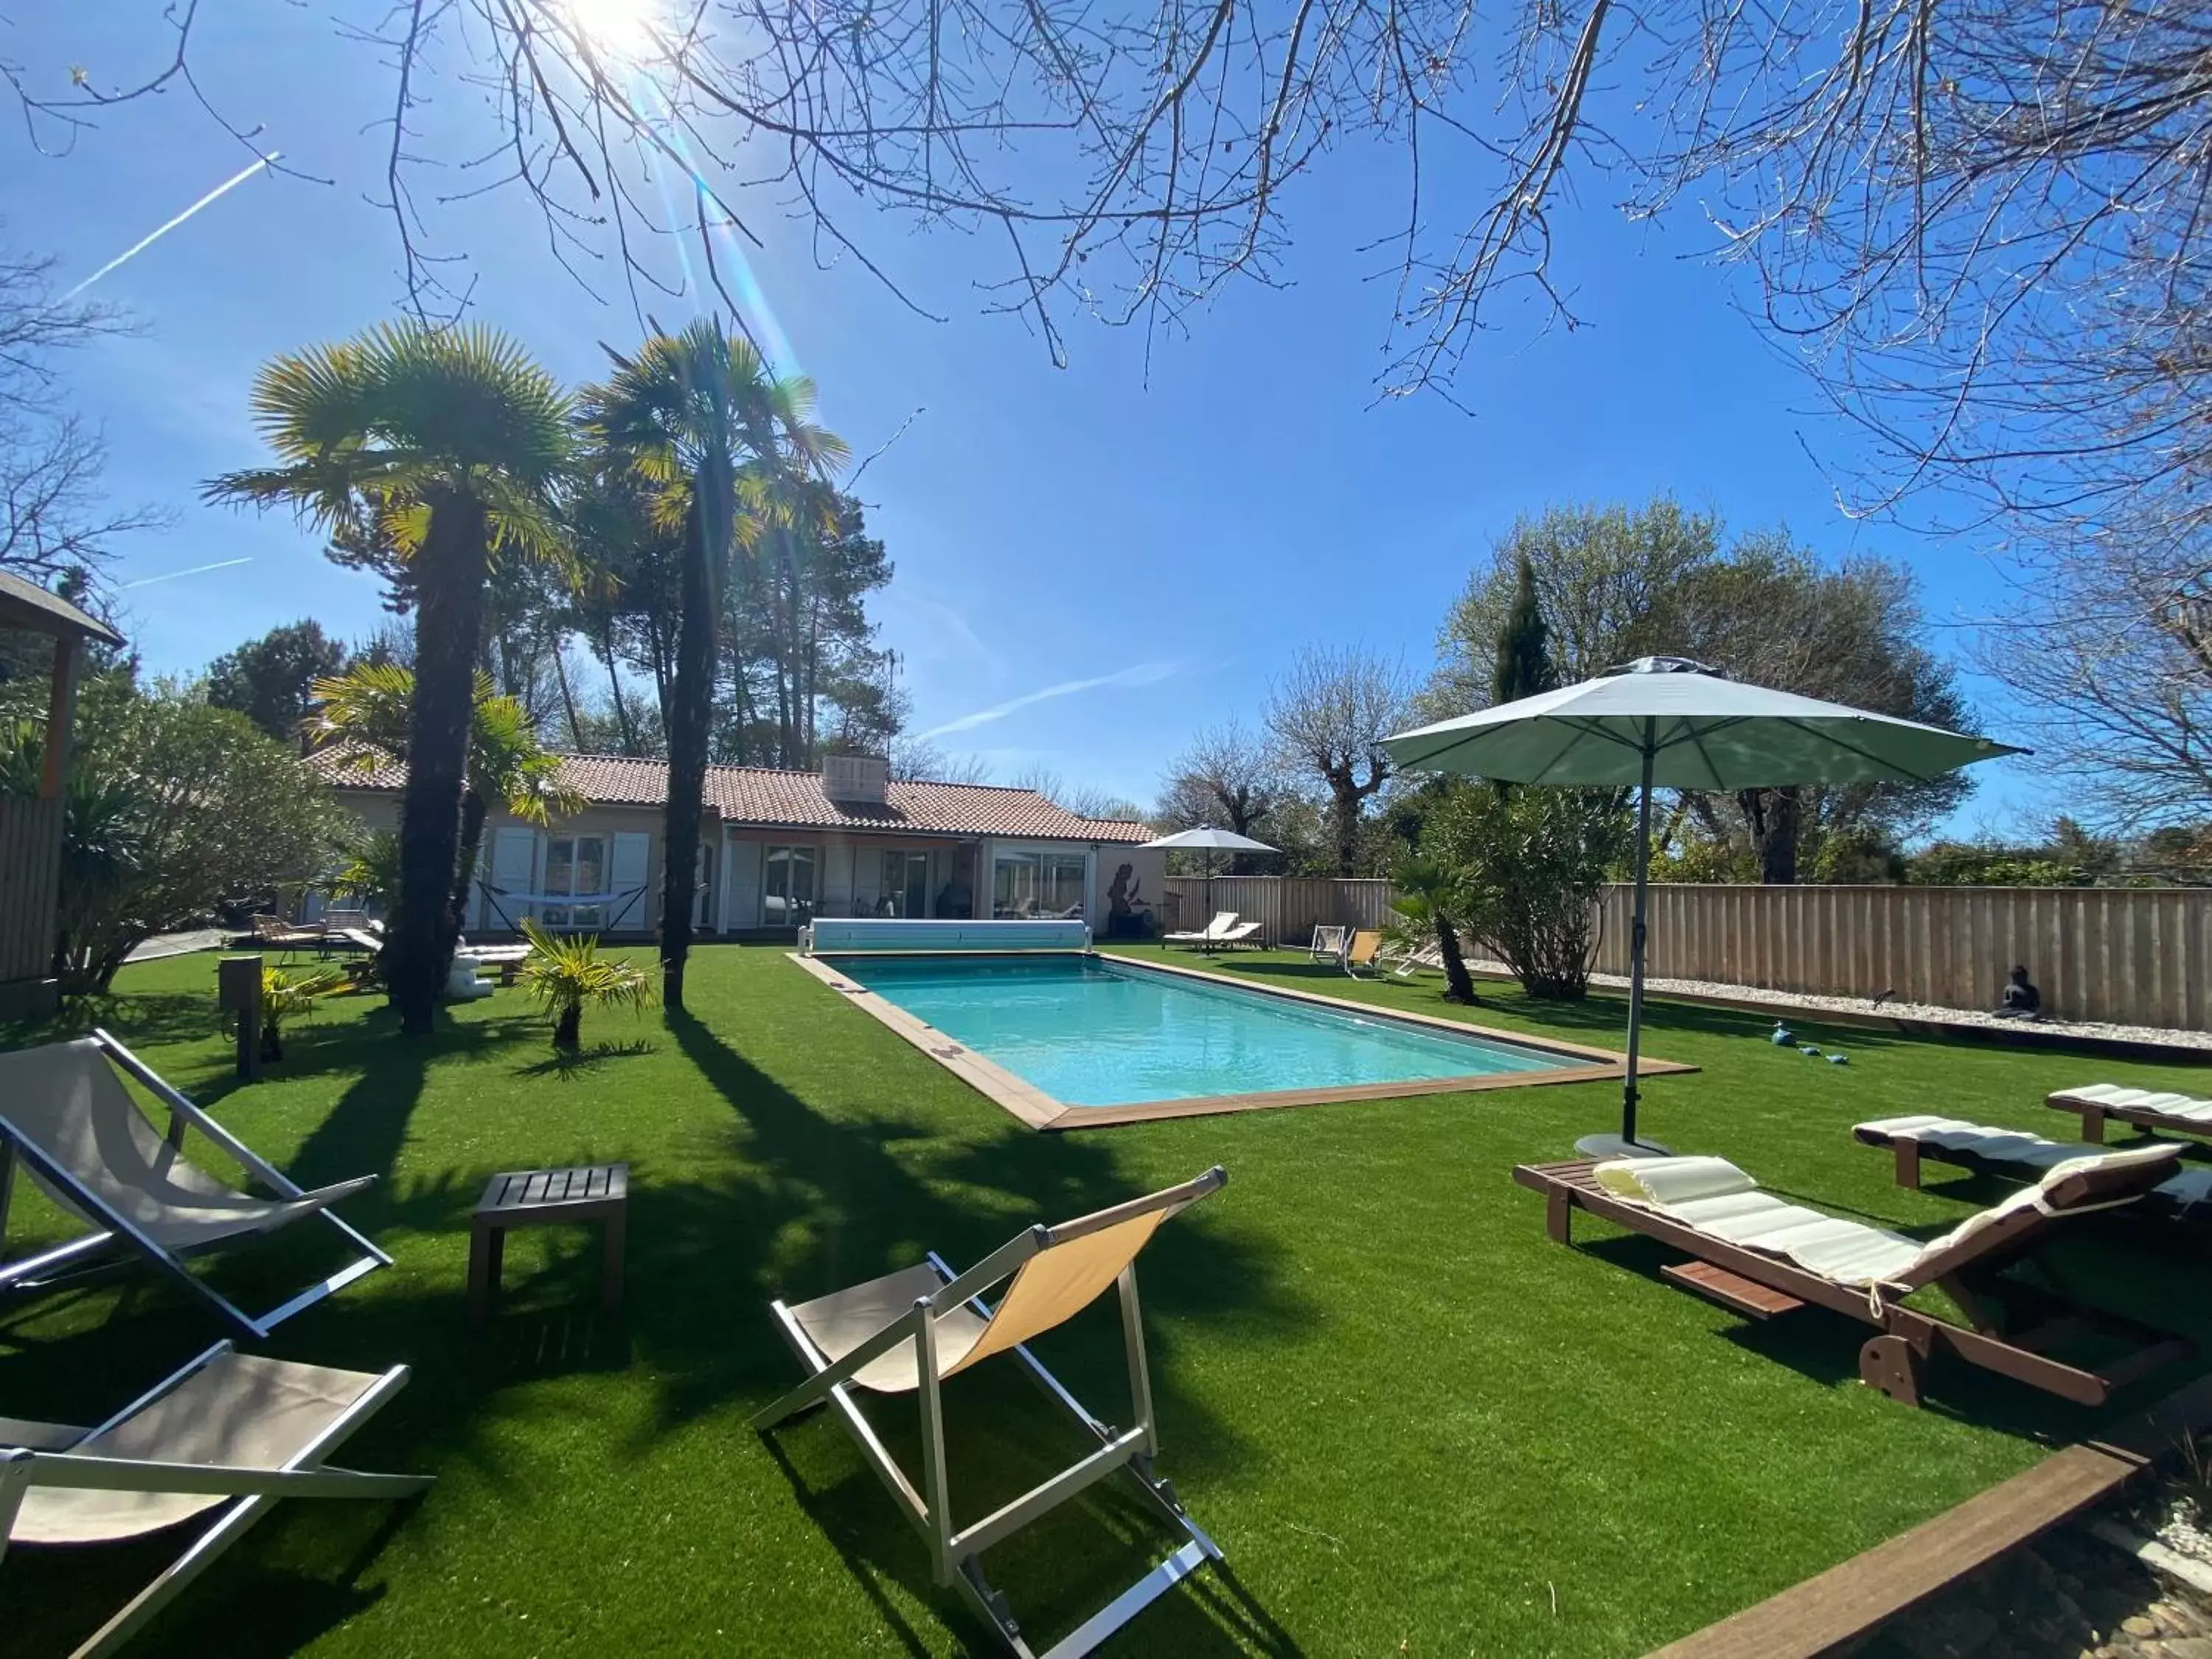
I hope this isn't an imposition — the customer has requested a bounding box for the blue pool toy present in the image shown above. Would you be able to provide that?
[1824,1051,1850,1065]
[1798,1044,1823,1057]
[1770,1021,1794,1046]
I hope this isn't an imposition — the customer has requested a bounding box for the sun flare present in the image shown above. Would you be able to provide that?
[557,0,662,57]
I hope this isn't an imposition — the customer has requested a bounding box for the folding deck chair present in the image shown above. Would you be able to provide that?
[1,1341,430,1658]
[2048,1084,2212,1146]
[1307,925,1349,963]
[1340,929,1385,978]
[0,1032,388,1340]
[754,1166,1229,1658]
[1513,1147,2192,1407]
[1854,1115,2212,1231]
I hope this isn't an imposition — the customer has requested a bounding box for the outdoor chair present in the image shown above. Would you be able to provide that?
[1307,925,1348,963]
[2048,1084,2212,1146]
[246,914,322,953]
[1215,919,1264,948]
[1340,929,1385,977]
[754,1166,1229,1658]
[1,1341,429,1658]
[1513,1146,2191,1407]
[1852,1114,2212,1231]
[1161,911,1237,945]
[0,1032,388,1340]
[1380,938,1444,979]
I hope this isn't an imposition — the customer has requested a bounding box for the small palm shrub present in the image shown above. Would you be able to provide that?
[518,920,655,1051]
[261,964,344,1060]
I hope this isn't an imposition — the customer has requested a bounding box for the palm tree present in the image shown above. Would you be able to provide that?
[206,321,572,1033]
[309,664,585,930]
[582,319,846,1009]
[1391,852,1481,1004]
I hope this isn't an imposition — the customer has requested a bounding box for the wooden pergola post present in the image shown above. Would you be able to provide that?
[40,634,78,800]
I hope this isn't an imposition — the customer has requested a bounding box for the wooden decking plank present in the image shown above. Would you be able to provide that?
[1644,1443,2140,1659]
[1644,1370,2212,1659]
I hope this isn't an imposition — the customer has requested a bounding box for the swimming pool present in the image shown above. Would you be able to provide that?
[804,952,1645,1128]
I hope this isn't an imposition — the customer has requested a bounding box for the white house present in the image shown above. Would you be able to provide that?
[311,751,1164,939]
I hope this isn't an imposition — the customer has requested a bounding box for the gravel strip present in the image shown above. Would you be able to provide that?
[1463,959,2212,1053]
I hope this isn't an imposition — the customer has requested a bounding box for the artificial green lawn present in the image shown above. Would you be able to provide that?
[4,943,2209,1658]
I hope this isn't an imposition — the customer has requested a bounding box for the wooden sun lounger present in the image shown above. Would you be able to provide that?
[2048,1083,2212,1146]
[1852,1115,2212,1232]
[1512,1155,2194,1408]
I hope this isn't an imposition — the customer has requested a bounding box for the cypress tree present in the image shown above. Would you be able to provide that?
[1492,552,1557,706]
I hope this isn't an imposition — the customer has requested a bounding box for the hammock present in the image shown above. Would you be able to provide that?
[476,880,648,934]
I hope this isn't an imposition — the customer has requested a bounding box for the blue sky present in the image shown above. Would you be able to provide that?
[7,4,2037,832]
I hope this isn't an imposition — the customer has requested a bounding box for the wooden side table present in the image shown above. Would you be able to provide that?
[468,1164,629,1326]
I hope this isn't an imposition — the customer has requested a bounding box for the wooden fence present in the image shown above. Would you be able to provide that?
[1158,876,1399,944]
[1159,875,2212,1032]
[0,793,62,990]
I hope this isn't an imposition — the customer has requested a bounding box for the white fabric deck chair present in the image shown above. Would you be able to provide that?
[753,1166,1229,1659]
[1161,911,1237,945]
[0,1341,429,1658]
[1307,925,1348,962]
[0,1031,387,1340]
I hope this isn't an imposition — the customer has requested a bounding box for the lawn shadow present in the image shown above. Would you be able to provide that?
[511,1037,658,1080]
[1571,1229,2149,1443]
[661,1004,1313,1652]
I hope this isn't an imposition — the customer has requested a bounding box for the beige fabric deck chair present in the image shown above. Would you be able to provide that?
[1854,1114,2212,1230]
[0,1341,429,1658]
[1161,911,1237,945]
[754,1166,1228,1658]
[0,1031,387,1340]
[1514,1146,2192,1406]
[1340,928,1385,977]
[2048,1084,2212,1145]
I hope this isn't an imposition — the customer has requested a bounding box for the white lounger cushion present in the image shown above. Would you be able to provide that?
[2053,1085,2212,1125]
[0,1043,375,1250]
[1858,1115,2212,1214]
[8,1352,390,1544]
[1594,1146,2179,1290]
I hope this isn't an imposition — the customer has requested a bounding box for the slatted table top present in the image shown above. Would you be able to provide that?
[475,1164,629,1221]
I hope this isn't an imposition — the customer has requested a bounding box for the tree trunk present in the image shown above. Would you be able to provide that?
[661,463,727,1011]
[554,1002,582,1051]
[1330,787,1360,877]
[451,787,489,935]
[261,1019,284,1062]
[552,644,583,749]
[390,493,490,1034]
[1436,914,1478,1004]
[1753,787,1802,885]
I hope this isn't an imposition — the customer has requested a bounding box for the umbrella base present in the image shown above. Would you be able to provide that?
[1573,1133,1675,1161]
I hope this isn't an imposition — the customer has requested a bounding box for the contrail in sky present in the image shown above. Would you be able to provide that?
[66,152,282,298]
[122,557,253,590]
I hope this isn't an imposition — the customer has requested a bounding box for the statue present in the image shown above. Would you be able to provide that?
[1105,863,1152,939]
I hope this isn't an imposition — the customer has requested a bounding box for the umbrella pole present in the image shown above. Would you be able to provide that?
[1621,736,1655,1145]
[1203,852,1214,955]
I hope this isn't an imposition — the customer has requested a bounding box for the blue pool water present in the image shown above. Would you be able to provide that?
[836,955,1574,1107]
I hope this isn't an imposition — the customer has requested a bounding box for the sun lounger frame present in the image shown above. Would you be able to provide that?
[1512,1158,2193,1407]
[752,1167,1227,1658]
[0,1029,389,1340]
[0,1340,428,1658]
[1851,1118,2212,1232]
[2048,1085,2212,1147]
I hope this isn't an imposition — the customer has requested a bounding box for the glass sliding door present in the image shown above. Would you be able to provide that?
[991,849,1088,919]
[880,850,931,917]
[762,844,817,927]
[541,834,607,930]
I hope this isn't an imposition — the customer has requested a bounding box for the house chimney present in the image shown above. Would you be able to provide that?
[821,754,889,804]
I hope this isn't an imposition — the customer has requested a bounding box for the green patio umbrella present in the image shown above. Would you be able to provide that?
[1382,657,2024,1157]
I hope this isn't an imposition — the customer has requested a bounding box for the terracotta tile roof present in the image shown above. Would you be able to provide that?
[307,747,1153,844]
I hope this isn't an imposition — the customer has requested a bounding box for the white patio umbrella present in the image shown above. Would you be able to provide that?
[1382,657,2024,1156]
[1141,827,1279,951]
